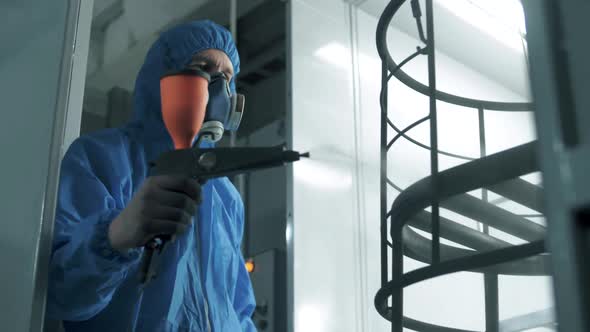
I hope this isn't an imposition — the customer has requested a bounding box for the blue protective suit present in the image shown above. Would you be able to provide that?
[47,21,256,332]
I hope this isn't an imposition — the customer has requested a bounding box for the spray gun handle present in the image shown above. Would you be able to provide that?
[139,179,206,286]
[139,236,170,285]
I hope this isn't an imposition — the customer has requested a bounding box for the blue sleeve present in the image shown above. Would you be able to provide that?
[46,139,141,321]
[232,201,257,331]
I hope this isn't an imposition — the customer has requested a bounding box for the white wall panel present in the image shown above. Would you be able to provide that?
[290,1,362,332]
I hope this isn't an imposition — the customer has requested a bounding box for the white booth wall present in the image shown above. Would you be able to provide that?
[289,1,554,331]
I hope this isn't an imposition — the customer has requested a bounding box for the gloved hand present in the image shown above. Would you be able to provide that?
[108,175,202,252]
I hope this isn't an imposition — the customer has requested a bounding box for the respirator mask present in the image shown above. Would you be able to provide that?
[159,67,245,149]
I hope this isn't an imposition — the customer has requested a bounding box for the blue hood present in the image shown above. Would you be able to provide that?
[131,20,240,140]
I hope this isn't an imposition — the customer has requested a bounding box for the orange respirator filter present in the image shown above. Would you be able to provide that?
[160,69,211,150]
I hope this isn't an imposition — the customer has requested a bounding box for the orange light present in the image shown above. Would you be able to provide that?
[245,260,255,273]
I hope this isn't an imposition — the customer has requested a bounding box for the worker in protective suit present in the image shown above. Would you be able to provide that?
[46,20,256,332]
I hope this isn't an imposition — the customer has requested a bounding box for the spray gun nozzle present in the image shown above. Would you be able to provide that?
[300,152,311,158]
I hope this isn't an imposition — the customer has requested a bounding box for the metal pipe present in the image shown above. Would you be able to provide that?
[425,0,440,264]
[442,194,545,242]
[488,179,543,213]
[401,227,549,275]
[478,107,487,232]
[406,240,545,288]
[376,240,546,322]
[380,63,389,288]
[485,274,500,332]
[228,0,247,220]
[479,107,499,332]
[230,0,237,40]
[389,142,538,238]
[409,210,510,252]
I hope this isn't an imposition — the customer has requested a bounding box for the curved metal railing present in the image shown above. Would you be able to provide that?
[374,1,548,331]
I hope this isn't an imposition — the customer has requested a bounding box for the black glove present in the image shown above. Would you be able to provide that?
[108,175,202,252]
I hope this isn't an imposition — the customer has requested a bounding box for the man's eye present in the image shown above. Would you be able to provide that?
[190,62,209,71]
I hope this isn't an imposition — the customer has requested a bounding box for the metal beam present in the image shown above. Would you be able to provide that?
[523,1,590,331]
[91,0,123,33]
[239,41,285,78]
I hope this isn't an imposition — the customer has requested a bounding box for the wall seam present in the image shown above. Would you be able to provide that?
[285,2,295,332]
[347,2,370,332]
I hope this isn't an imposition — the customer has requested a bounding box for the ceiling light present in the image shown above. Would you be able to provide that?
[314,41,381,70]
[436,0,527,53]
[314,42,350,68]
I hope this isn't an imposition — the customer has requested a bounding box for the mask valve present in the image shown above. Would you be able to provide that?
[199,121,225,143]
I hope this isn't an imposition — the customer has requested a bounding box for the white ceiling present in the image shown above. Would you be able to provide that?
[359,0,531,99]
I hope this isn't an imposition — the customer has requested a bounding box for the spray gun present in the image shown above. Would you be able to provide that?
[135,67,308,288]
[138,145,308,285]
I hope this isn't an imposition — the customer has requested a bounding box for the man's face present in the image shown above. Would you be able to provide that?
[188,49,234,82]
